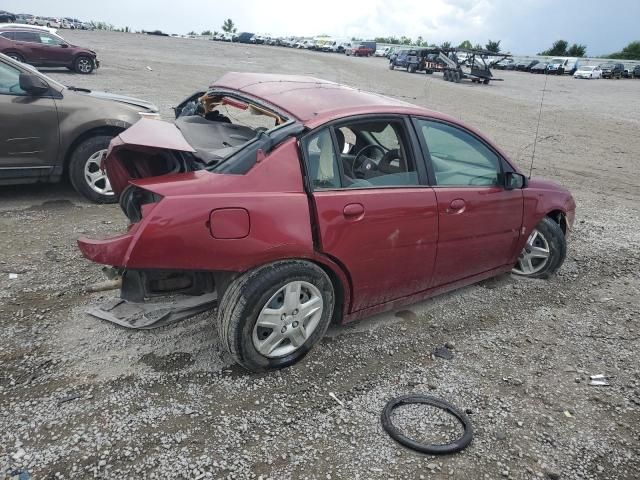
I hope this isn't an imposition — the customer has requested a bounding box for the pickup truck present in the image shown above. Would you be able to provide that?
[348,44,374,57]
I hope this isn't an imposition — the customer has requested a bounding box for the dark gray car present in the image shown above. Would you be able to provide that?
[0,53,158,202]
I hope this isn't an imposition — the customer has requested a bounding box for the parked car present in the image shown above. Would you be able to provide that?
[494,58,515,70]
[519,60,539,71]
[388,49,411,69]
[346,44,373,56]
[633,65,640,78]
[546,58,566,75]
[0,53,159,202]
[622,65,634,78]
[235,32,255,43]
[0,10,16,23]
[0,23,57,34]
[77,72,576,372]
[573,65,602,79]
[374,46,390,57]
[0,27,99,73]
[530,62,549,74]
[600,62,624,79]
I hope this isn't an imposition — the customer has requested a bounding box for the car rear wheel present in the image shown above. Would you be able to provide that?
[512,217,566,279]
[68,135,117,203]
[74,55,94,74]
[217,260,335,372]
[7,53,24,63]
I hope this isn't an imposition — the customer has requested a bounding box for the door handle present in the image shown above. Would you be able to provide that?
[447,198,466,213]
[343,203,365,219]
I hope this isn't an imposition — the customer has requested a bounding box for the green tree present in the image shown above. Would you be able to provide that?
[567,43,586,57]
[187,30,197,36]
[485,39,501,53]
[607,41,640,60]
[222,18,237,34]
[473,43,483,50]
[440,41,452,49]
[400,36,412,45]
[539,39,568,56]
[201,30,212,36]
[458,40,473,49]
[416,36,423,46]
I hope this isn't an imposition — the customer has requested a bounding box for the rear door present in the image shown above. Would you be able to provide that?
[303,117,438,312]
[5,31,42,63]
[413,118,523,287]
[0,59,59,177]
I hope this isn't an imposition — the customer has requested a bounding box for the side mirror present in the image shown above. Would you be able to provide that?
[60,43,69,48]
[19,72,49,96]
[504,171,527,190]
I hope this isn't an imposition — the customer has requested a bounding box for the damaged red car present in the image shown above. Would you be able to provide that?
[78,73,576,372]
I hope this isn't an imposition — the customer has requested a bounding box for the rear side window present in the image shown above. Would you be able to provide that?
[12,31,41,43]
[0,32,15,40]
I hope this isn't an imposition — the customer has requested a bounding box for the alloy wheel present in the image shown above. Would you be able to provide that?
[252,281,324,358]
[84,149,113,196]
[77,58,93,73]
[512,228,551,275]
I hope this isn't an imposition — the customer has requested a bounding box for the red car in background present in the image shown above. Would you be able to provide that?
[78,73,575,372]
[0,26,99,73]
[347,44,375,57]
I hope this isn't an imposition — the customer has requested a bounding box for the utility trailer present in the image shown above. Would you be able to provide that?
[436,48,511,85]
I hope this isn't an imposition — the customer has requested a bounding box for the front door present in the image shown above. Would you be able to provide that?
[413,118,523,287]
[304,118,438,312]
[33,32,73,67]
[0,59,59,178]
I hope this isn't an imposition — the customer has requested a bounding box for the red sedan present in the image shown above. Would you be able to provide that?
[78,73,576,372]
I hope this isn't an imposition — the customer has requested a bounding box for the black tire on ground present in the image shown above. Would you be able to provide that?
[74,55,94,74]
[409,64,416,73]
[443,70,449,81]
[217,260,335,372]
[512,216,566,279]
[483,78,490,85]
[389,63,394,70]
[7,52,25,63]
[68,135,117,203]
[454,71,461,83]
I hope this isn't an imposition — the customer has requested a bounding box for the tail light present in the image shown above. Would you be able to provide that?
[119,185,162,223]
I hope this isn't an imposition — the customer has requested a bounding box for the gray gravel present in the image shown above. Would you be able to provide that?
[1,30,639,479]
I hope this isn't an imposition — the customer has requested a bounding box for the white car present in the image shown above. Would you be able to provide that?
[574,65,602,79]
[0,23,57,34]
[374,47,390,57]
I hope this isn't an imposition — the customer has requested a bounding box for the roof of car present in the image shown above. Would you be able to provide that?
[211,72,435,127]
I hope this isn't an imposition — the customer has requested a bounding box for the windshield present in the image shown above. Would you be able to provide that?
[601,63,615,68]
[550,59,564,64]
[2,54,65,90]
[580,66,595,71]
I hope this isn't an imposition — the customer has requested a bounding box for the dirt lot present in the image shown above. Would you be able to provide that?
[1,30,639,480]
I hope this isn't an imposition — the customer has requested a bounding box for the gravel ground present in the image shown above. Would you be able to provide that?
[1,31,639,480]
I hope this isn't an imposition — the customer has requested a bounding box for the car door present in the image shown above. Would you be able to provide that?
[0,59,59,176]
[303,117,438,312]
[413,118,523,287]
[33,32,72,66]
[5,31,42,63]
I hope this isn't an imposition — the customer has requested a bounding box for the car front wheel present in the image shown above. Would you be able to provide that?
[7,53,25,63]
[512,217,566,279]
[68,135,117,203]
[74,55,95,74]
[217,260,335,372]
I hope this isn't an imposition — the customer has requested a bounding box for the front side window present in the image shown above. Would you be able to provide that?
[417,119,501,186]
[305,119,419,190]
[39,34,63,46]
[12,31,41,43]
[0,61,26,95]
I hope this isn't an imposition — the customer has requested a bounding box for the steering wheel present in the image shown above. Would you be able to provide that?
[352,144,386,179]
[377,149,402,174]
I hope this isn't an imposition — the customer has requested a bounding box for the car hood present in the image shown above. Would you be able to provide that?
[74,89,159,112]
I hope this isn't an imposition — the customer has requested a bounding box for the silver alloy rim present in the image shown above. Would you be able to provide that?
[84,149,113,196]
[252,281,324,358]
[77,58,92,73]
[512,228,551,275]
[8,54,21,61]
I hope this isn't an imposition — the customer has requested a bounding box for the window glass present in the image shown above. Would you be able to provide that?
[417,120,501,186]
[12,31,41,43]
[305,128,341,190]
[0,32,15,40]
[0,61,25,95]
[39,34,63,45]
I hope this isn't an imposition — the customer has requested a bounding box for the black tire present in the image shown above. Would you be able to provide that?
[217,260,335,372]
[443,70,449,81]
[389,63,394,70]
[512,216,566,279]
[381,394,473,454]
[68,135,117,204]
[454,71,461,83]
[74,55,94,74]
[7,52,25,63]
[408,64,416,73]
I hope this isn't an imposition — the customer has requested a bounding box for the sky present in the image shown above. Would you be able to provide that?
[3,0,638,55]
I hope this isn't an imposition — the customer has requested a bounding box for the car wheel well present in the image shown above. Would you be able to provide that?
[313,262,345,325]
[64,126,124,173]
[546,210,567,234]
